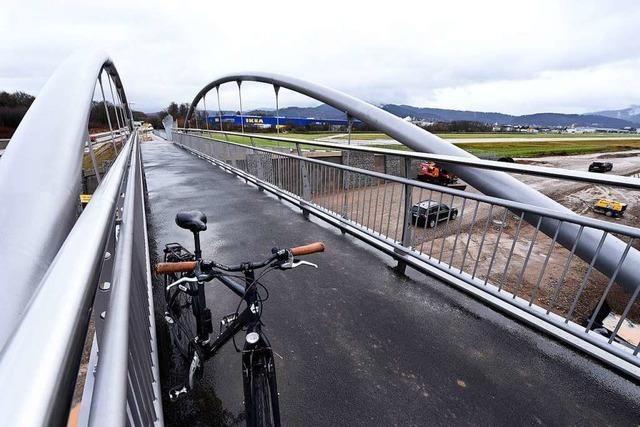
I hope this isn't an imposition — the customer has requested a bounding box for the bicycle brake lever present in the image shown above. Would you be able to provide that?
[281,259,318,269]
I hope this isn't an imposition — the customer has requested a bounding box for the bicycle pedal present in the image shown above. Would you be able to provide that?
[168,385,189,402]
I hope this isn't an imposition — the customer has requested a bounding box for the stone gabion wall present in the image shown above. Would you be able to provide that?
[343,151,376,188]
[246,152,274,182]
[384,155,404,177]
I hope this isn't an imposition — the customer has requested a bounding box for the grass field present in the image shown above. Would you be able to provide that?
[198,131,640,158]
[332,132,640,140]
[370,140,640,158]
[209,133,330,151]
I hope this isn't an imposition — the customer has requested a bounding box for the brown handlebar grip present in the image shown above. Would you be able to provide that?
[290,242,325,256]
[155,261,197,274]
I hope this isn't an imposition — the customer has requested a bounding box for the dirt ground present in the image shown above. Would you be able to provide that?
[311,149,640,345]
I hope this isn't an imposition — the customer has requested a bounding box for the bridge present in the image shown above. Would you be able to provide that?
[0,52,639,425]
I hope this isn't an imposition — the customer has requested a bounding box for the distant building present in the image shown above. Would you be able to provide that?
[206,114,359,129]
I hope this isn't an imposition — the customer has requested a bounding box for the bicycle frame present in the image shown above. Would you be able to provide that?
[190,268,281,425]
[197,269,267,359]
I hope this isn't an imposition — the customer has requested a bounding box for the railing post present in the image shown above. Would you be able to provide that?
[396,157,414,274]
[296,142,311,218]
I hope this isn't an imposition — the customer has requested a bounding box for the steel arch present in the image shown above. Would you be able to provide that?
[185,72,640,295]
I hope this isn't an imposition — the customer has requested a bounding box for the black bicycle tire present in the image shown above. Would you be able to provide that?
[165,272,197,360]
[249,352,280,427]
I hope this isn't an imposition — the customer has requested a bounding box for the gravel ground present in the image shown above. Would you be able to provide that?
[312,149,640,340]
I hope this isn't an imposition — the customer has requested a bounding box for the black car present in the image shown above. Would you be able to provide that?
[588,161,613,173]
[410,200,458,228]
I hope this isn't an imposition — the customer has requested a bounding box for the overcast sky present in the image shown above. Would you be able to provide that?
[1,0,639,115]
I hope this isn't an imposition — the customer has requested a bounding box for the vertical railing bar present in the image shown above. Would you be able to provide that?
[483,207,508,285]
[586,239,633,332]
[311,161,317,204]
[438,194,456,263]
[323,163,329,209]
[411,188,425,250]
[499,211,525,292]
[237,80,244,133]
[362,177,373,229]
[359,175,368,227]
[379,179,388,236]
[106,74,123,133]
[216,86,225,135]
[203,93,210,130]
[274,85,280,138]
[428,191,445,258]
[334,167,341,214]
[349,174,359,223]
[459,200,480,273]
[513,216,543,299]
[529,219,562,305]
[194,99,199,129]
[98,72,118,155]
[385,183,396,238]
[448,197,468,269]
[372,178,381,234]
[471,204,494,280]
[365,180,375,230]
[565,231,608,322]
[394,182,406,242]
[418,188,434,255]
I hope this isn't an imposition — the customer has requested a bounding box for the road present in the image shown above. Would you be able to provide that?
[143,139,640,426]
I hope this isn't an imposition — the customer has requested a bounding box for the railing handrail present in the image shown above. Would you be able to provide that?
[178,130,640,240]
[0,135,134,425]
[0,50,133,350]
[179,128,640,190]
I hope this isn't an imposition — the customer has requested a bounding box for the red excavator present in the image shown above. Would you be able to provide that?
[417,162,467,190]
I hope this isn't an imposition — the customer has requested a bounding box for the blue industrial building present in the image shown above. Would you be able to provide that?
[206,114,360,128]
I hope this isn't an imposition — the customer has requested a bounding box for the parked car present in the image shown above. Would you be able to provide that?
[593,198,627,218]
[410,200,458,228]
[588,161,613,173]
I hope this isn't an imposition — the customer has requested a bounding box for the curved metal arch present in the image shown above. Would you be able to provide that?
[185,72,640,294]
[0,50,133,348]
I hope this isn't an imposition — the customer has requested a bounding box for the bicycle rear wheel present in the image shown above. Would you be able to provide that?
[245,350,281,427]
[165,272,197,360]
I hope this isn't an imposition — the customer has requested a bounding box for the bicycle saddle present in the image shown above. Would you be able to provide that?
[175,210,207,233]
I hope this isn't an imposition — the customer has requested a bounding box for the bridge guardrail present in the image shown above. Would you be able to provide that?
[0,51,162,426]
[174,129,640,379]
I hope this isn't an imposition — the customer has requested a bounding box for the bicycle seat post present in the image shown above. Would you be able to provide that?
[193,231,202,261]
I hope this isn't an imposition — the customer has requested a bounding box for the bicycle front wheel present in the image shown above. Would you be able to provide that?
[245,350,281,427]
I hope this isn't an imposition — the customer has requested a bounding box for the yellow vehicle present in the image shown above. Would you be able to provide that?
[593,199,627,218]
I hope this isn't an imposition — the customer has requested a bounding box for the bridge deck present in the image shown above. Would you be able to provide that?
[143,140,640,426]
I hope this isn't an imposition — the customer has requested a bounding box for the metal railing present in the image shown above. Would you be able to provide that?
[0,52,162,426]
[174,129,640,379]
[183,73,640,299]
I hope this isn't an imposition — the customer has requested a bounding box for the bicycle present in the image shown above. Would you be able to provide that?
[155,210,325,426]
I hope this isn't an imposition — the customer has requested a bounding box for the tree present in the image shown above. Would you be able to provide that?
[167,102,179,118]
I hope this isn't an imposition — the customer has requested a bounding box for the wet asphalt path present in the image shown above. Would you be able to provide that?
[142,141,640,426]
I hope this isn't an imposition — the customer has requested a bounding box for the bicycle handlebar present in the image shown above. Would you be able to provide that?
[155,242,326,275]
[156,261,197,274]
[290,242,325,256]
